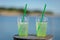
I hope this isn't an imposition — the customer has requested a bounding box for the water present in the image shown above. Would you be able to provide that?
[0,16,60,40]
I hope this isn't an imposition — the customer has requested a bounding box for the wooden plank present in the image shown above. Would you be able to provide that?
[13,34,53,40]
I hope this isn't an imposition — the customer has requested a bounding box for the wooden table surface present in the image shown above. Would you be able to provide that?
[13,34,53,40]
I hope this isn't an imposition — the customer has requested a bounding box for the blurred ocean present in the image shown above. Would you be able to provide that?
[0,16,60,40]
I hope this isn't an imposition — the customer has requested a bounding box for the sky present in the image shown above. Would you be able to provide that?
[0,0,60,14]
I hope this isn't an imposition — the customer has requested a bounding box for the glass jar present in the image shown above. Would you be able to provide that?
[17,16,28,37]
[36,16,48,37]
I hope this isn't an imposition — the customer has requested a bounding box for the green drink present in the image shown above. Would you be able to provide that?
[18,22,28,37]
[36,22,47,37]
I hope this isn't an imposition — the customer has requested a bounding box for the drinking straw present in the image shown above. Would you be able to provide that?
[40,4,46,22]
[38,4,47,31]
[18,4,27,35]
[22,4,27,22]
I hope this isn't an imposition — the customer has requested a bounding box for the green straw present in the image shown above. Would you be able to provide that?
[18,4,27,35]
[38,4,47,31]
[22,4,27,22]
[40,4,46,22]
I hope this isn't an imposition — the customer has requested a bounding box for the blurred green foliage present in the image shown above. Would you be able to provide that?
[0,7,53,14]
